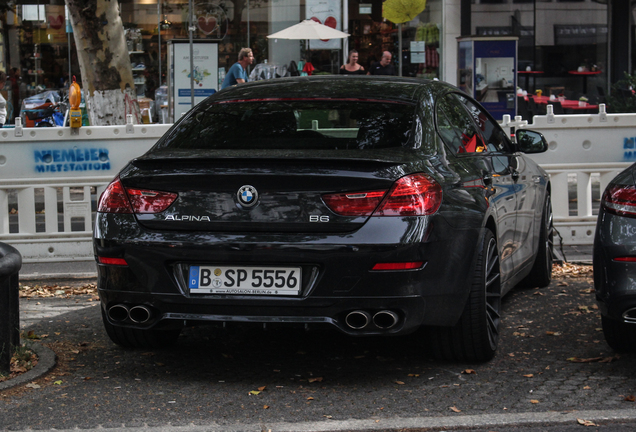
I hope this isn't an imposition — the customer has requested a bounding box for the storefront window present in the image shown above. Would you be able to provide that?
[347,0,442,79]
[472,0,608,103]
[0,0,448,126]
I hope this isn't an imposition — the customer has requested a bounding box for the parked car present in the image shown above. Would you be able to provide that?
[594,163,636,352]
[93,76,553,361]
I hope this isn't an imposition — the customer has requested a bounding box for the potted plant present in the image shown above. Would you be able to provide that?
[579,96,588,107]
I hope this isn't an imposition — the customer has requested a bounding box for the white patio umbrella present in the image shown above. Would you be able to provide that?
[266,19,350,41]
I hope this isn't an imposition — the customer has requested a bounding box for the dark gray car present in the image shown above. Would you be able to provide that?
[594,162,636,352]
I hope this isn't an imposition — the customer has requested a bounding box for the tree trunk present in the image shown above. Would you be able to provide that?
[66,0,141,125]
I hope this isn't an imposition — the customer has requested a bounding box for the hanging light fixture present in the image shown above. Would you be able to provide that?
[160,16,172,30]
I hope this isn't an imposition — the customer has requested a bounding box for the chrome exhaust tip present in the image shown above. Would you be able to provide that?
[373,310,399,329]
[345,310,371,329]
[129,305,152,324]
[622,307,636,323]
[108,304,129,322]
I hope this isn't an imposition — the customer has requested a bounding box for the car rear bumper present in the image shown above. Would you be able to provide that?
[95,214,484,336]
[594,210,636,322]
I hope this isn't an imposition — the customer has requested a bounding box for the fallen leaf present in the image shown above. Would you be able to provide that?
[25,383,41,389]
[26,331,40,340]
[395,381,405,385]
[625,395,636,402]
[523,374,534,378]
[307,397,314,400]
[408,374,420,377]
[567,356,618,363]
[546,331,562,336]
[450,406,461,413]
[308,377,323,383]
[323,415,333,419]
[258,386,267,391]
[462,369,476,374]
[54,380,63,385]
[577,418,597,427]
[530,399,539,404]
[263,405,269,409]
[249,391,261,395]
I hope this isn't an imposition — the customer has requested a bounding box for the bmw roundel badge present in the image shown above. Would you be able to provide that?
[237,185,258,207]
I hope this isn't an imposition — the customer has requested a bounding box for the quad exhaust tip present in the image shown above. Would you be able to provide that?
[108,304,129,322]
[373,310,399,329]
[107,304,152,324]
[345,310,371,329]
[129,305,152,324]
[623,307,636,323]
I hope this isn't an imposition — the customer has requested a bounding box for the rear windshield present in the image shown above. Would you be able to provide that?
[154,99,416,151]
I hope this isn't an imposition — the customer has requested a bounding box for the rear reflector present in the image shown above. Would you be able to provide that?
[98,177,177,214]
[613,257,636,262]
[323,174,442,217]
[98,257,128,266]
[372,262,424,271]
[602,185,636,217]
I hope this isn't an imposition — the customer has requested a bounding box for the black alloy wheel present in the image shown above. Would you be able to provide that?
[428,229,501,361]
[521,194,554,288]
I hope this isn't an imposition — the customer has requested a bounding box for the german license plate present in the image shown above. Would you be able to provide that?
[188,265,302,295]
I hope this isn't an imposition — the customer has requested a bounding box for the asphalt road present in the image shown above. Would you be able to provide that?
[2,272,636,432]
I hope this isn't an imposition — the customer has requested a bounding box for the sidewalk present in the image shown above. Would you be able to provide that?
[5,245,624,432]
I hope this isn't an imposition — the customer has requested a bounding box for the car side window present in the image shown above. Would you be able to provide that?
[454,94,512,153]
[436,94,486,155]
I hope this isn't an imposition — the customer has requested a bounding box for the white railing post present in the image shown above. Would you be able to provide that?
[550,172,569,219]
[44,186,58,233]
[0,190,8,234]
[17,187,36,234]
[576,171,592,217]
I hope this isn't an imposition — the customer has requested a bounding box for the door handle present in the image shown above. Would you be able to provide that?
[511,170,520,181]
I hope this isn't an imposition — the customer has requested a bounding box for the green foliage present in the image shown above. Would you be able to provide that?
[607,72,636,113]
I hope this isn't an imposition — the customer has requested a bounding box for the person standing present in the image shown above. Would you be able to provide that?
[368,51,396,76]
[221,48,255,89]
[0,72,7,127]
[339,50,365,75]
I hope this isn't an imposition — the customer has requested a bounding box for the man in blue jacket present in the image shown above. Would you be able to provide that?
[222,48,255,89]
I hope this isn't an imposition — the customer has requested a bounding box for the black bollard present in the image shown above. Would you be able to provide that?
[0,243,22,374]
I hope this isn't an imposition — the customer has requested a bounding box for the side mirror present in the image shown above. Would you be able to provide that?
[515,129,548,154]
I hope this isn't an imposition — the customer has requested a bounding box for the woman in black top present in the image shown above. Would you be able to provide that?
[339,50,365,75]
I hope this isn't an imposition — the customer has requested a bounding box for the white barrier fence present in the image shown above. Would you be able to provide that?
[1,121,169,263]
[1,107,635,263]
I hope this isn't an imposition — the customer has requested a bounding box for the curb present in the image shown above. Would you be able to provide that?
[0,340,56,391]
[19,272,97,281]
[13,408,636,432]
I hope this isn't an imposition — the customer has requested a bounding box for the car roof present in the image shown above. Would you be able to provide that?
[212,75,453,104]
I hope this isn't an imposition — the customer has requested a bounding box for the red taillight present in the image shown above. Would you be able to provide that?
[375,174,442,216]
[372,262,424,271]
[613,257,636,262]
[602,185,636,217]
[126,188,178,214]
[98,178,133,213]
[98,257,128,266]
[322,174,442,217]
[98,178,177,214]
[322,190,387,216]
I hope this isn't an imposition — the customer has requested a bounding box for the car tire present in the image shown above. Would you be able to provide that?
[601,315,636,353]
[520,194,554,288]
[428,229,501,362]
[101,308,181,349]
